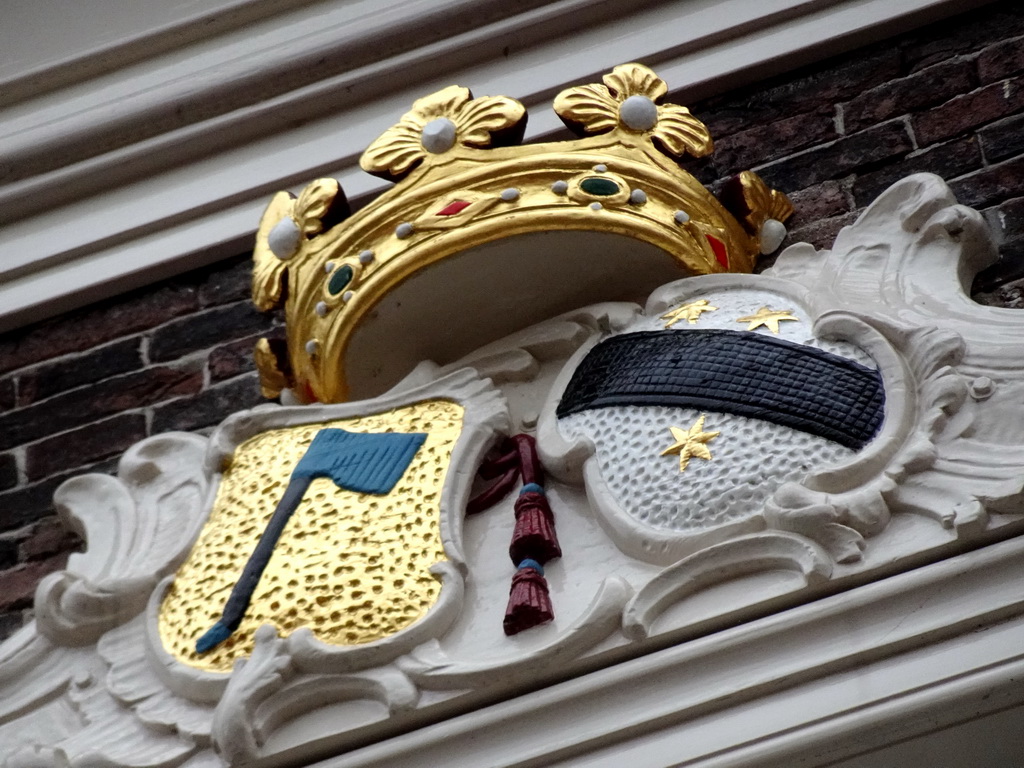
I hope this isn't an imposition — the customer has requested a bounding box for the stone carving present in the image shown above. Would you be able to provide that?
[546,287,875,564]
[1,174,1023,766]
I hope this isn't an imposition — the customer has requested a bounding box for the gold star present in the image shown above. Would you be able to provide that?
[660,414,721,472]
[661,299,718,328]
[735,306,799,334]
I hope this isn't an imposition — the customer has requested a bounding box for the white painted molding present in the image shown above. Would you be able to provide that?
[0,0,994,332]
[311,534,1024,768]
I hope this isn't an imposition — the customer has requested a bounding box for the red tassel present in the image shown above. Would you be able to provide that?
[466,466,519,515]
[509,492,561,565]
[478,443,519,480]
[513,434,544,486]
[503,567,554,635]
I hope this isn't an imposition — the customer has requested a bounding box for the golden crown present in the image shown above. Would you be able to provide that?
[251,63,793,404]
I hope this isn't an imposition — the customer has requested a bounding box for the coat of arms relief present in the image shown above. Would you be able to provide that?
[1,64,1023,768]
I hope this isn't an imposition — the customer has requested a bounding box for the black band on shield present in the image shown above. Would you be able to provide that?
[556,329,884,450]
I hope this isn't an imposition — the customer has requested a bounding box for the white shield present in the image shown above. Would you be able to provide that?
[540,282,885,565]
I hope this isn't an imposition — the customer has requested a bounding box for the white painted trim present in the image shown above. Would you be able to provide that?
[309,536,1024,767]
[0,0,993,332]
[0,0,322,104]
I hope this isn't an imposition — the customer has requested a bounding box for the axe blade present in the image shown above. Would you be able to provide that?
[292,428,428,494]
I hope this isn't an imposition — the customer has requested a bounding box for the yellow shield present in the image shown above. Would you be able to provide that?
[159,398,465,673]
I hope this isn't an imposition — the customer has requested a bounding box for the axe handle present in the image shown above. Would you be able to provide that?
[196,474,312,652]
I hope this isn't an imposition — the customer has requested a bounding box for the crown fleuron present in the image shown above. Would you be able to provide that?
[251,63,794,404]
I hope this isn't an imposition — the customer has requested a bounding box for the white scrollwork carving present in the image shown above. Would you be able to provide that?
[36,434,209,646]
[211,626,291,763]
[399,577,632,690]
[623,532,832,640]
[771,174,1024,544]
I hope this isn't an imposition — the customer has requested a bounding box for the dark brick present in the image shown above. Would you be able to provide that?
[973,196,1024,294]
[0,555,69,611]
[694,48,901,139]
[842,59,976,134]
[17,337,143,407]
[0,282,197,376]
[786,212,860,252]
[978,112,1024,163]
[973,275,1024,308]
[677,155,718,186]
[988,196,1024,242]
[25,414,147,482]
[0,612,24,642]
[0,481,58,533]
[0,378,13,412]
[0,453,16,492]
[0,365,201,452]
[207,327,286,383]
[208,334,261,383]
[852,135,984,207]
[149,302,272,363]
[0,538,18,569]
[973,238,1024,295]
[0,458,119,534]
[712,112,836,176]
[19,517,82,562]
[785,180,851,231]
[198,255,253,308]
[997,235,1024,272]
[978,36,1024,83]
[913,77,1024,146]
[950,155,1024,209]
[901,4,1024,73]
[152,372,265,433]
[757,121,913,192]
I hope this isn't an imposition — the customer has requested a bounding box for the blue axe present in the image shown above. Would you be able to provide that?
[196,427,427,653]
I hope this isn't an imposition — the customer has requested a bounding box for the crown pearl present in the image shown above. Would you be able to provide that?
[268,217,301,260]
[619,95,659,131]
[359,249,375,264]
[395,222,414,239]
[630,189,648,205]
[305,339,319,356]
[500,188,520,202]
[551,180,568,195]
[759,219,787,255]
[674,210,690,225]
[590,202,603,211]
[315,301,328,317]
[421,117,458,154]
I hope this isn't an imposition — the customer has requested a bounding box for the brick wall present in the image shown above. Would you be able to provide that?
[1,0,1023,640]
[688,0,1024,303]
[0,260,283,637]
